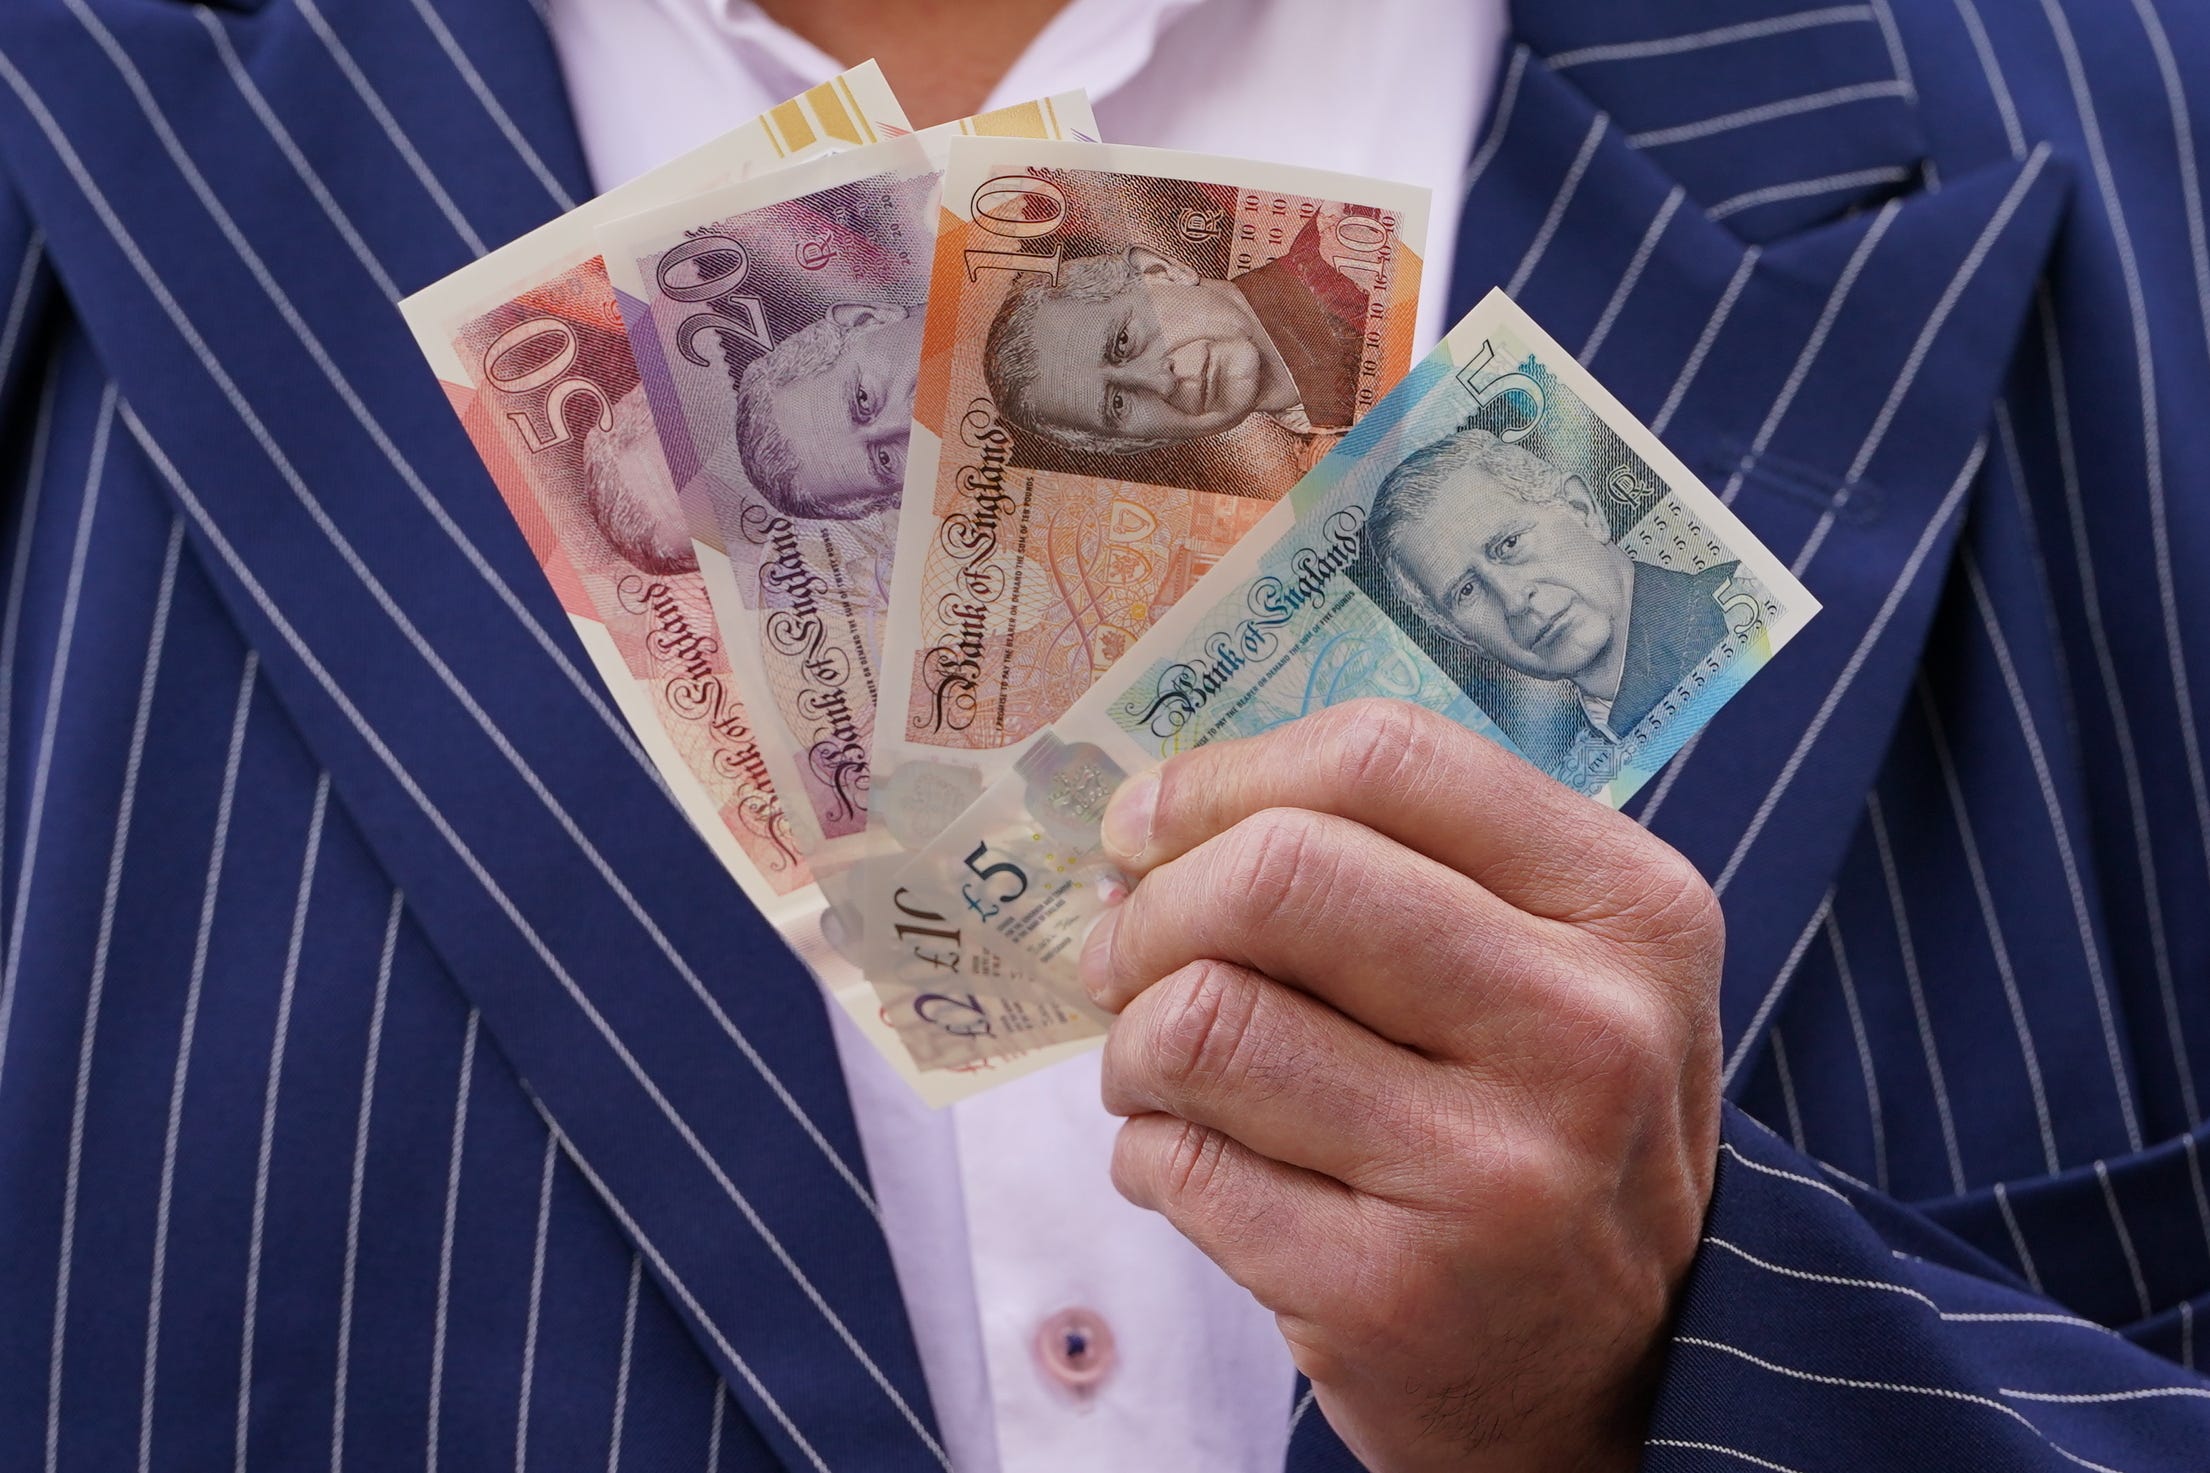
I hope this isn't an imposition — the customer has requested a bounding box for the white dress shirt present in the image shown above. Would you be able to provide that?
[541,2,1504,1468]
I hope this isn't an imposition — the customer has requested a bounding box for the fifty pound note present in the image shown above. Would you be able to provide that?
[869,136,1430,987]
[901,288,1822,990]
[399,63,910,932]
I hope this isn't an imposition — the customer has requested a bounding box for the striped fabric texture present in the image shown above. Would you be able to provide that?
[1,2,2206,1470]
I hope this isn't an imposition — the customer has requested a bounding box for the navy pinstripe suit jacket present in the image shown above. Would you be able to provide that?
[5,1,2210,1468]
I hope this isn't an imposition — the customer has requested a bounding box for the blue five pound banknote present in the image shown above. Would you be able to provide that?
[894,287,1821,992]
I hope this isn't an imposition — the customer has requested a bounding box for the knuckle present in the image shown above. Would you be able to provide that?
[1474,1131,1583,1237]
[1377,1083,1493,1201]
[1151,960,1268,1098]
[1570,986,1684,1106]
[1323,698,1440,798]
[1501,978,1695,1178]
[1598,838,1725,970]
[1217,807,1328,927]
[1159,1117,1233,1209]
[1653,852,1727,969]
[1428,1086,1501,1175]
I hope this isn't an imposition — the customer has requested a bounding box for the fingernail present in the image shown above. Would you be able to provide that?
[1099,770,1159,865]
[1079,903,1121,1005]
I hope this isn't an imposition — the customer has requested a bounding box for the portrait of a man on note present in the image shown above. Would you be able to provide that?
[1370,425,1736,745]
[729,299,922,522]
[982,216,1368,458]
[582,384,699,576]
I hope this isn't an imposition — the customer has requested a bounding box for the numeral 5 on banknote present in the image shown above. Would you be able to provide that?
[896,288,1822,998]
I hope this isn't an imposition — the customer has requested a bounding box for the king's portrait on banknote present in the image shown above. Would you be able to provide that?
[881,141,1426,780]
[959,177,1408,500]
[1105,307,1795,801]
[603,98,1100,883]
[651,164,937,531]
[980,209,1375,474]
[610,155,934,848]
[597,104,1119,1099]
[1363,417,1762,789]
[731,296,922,523]
[396,65,934,937]
[433,203,818,902]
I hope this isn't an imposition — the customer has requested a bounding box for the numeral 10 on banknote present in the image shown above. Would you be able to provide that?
[961,173,1071,282]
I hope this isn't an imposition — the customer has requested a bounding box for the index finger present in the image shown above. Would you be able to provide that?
[1100,700,1669,925]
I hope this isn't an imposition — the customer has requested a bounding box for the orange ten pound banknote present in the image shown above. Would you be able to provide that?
[866,137,1428,985]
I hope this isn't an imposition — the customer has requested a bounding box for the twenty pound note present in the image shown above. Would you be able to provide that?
[598,98,1113,1100]
[898,289,1822,995]
[867,136,1430,996]
[596,95,1097,887]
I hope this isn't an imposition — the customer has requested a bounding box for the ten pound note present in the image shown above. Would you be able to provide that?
[899,289,1822,997]
[867,137,1431,1022]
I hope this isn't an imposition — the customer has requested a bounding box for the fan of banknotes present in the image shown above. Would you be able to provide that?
[401,63,1817,1104]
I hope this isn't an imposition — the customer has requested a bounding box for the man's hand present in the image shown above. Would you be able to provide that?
[1084,700,1724,1472]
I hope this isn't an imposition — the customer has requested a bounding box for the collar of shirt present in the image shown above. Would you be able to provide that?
[693,0,839,91]
[699,0,1214,111]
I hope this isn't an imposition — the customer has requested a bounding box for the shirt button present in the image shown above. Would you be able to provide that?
[1034,1306,1116,1395]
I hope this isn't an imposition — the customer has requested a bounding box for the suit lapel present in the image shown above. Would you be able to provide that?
[0,3,944,1468]
[1446,7,2069,1091]
[1512,0,1931,245]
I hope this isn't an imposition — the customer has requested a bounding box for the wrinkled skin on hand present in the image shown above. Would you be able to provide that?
[1083,699,1724,1472]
